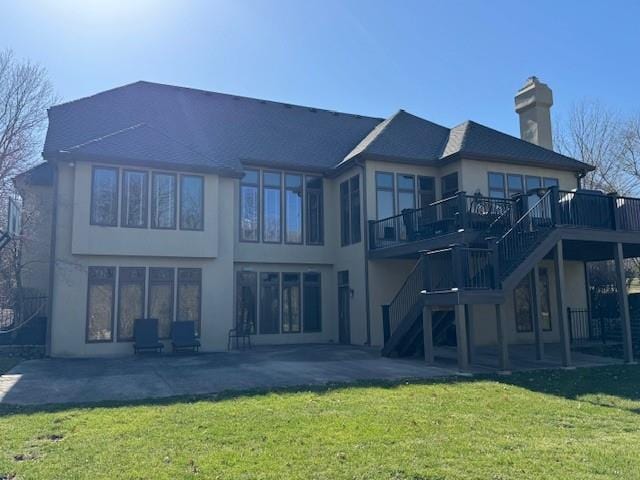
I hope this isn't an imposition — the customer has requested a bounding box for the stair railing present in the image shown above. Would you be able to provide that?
[382,256,426,341]
[494,189,554,282]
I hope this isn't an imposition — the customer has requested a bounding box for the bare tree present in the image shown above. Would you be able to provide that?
[555,99,636,195]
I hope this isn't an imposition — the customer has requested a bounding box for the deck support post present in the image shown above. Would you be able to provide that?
[614,242,634,363]
[495,303,510,372]
[422,304,434,364]
[531,267,545,361]
[553,241,572,367]
[454,304,469,370]
[465,304,476,365]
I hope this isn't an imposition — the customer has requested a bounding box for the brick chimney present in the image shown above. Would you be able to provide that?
[515,76,554,150]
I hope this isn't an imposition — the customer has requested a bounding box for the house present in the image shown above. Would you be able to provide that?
[17,77,640,369]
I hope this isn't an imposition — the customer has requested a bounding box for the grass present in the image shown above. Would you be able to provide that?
[1,365,640,479]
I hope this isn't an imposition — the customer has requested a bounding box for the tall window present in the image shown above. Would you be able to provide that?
[397,174,416,212]
[151,172,177,229]
[263,172,282,242]
[539,268,552,331]
[180,175,204,230]
[303,272,322,332]
[375,172,394,219]
[91,167,119,226]
[488,172,506,198]
[260,272,280,334]
[341,175,361,246]
[441,172,459,199]
[117,267,145,341]
[148,267,175,338]
[177,268,202,335]
[418,176,436,209]
[305,176,323,245]
[236,271,257,334]
[514,275,534,332]
[240,170,259,241]
[282,273,301,333]
[285,174,303,244]
[507,174,524,198]
[121,170,148,228]
[350,176,361,244]
[543,177,559,188]
[86,266,115,342]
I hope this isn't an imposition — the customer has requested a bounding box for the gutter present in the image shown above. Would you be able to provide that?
[45,161,59,357]
[355,159,372,346]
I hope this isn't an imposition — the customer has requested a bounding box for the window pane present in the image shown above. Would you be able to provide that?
[117,267,145,341]
[350,176,361,244]
[121,171,147,228]
[488,172,505,189]
[285,174,302,244]
[236,272,257,334]
[152,173,176,229]
[91,168,118,226]
[303,272,321,332]
[441,173,459,198]
[242,170,259,185]
[418,176,436,209]
[263,187,281,242]
[377,190,394,219]
[240,185,259,241]
[180,175,204,230]
[397,174,414,191]
[306,176,323,245]
[260,272,280,334]
[148,268,174,338]
[543,177,559,188]
[507,174,524,197]
[340,180,350,246]
[177,268,201,335]
[540,268,552,331]
[525,176,542,191]
[263,172,281,187]
[398,191,415,212]
[87,267,115,342]
[514,275,533,332]
[282,273,301,333]
[375,172,393,189]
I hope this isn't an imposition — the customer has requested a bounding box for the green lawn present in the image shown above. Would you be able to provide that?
[2,366,640,479]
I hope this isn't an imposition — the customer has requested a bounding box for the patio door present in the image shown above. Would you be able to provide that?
[338,271,351,345]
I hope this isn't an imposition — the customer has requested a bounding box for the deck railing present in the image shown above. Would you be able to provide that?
[423,245,494,292]
[369,193,517,250]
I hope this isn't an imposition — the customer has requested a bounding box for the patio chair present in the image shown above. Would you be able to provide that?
[227,322,252,351]
[133,318,164,354]
[171,321,201,353]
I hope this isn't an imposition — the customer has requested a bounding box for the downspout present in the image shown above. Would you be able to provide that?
[355,159,372,346]
[45,161,59,357]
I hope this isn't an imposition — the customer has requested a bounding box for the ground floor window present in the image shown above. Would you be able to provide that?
[237,270,322,335]
[148,268,175,339]
[117,267,145,341]
[177,268,202,335]
[86,266,116,342]
[514,275,533,332]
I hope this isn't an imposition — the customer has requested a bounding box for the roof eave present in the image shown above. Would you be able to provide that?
[442,152,594,173]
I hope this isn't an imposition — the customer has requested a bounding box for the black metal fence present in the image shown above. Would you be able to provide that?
[567,307,622,346]
[0,295,48,346]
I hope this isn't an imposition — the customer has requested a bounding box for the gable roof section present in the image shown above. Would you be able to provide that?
[441,121,594,171]
[343,110,450,164]
[44,81,382,176]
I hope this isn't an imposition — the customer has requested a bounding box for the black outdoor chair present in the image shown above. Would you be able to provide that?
[133,318,164,354]
[171,321,201,353]
[227,322,252,351]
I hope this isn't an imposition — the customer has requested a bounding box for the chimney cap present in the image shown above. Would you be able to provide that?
[515,76,553,112]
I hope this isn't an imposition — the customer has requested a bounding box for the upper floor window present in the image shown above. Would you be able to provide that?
[305,176,323,245]
[240,170,260,241]
[441,172,459,199]
[418,176,436,210]
[263,171,282,243]
[375,172,394,219]
[121,170,148,228]
[180,175,204,231]
[151,172,177,229]
[397,174,416,212]
[488,172,506,198]
[285,174,303,244]
[507,174,524,197]
[341,174,361,246]
[239,168,324,245]
[91,166,119,226]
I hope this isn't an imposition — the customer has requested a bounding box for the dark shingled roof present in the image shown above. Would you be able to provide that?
[44,81,382,175]
[43,80,592,176]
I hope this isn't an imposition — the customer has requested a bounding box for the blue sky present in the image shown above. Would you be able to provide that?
[2,0,639,137]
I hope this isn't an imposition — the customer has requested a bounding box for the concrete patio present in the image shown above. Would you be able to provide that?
[0,343,624,406]
[0,344,452,406]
